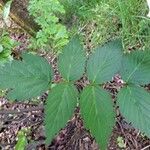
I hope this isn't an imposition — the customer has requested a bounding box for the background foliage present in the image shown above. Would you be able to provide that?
[28,0,69,53]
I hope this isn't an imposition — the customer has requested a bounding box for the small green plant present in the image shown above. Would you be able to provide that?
[0,37,150,149]
[28,0,69,53]
[0,31,16,65]
[117,136,126,149]
[15,128,28,150]
[0,0,16,65]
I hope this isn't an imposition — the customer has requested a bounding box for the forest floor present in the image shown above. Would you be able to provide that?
[1,17,150,150]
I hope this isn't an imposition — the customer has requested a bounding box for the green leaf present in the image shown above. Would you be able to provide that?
[58,36,86,81]
[0,45,3,53]
[45,83,78,144]
[117,136,126,148]
[120,50,150,85]
[87,40,123,84]
[15,129,27,150]
[55,25,68,39]
[3,0,12,22]
[118,85,150,137]
[0,53,52,100]
[80,85,115,150]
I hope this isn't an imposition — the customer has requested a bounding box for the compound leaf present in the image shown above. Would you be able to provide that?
[87,40,122,84]
[0,53,52,100]
[58,36,86,81]
[118,85,150,137]
[80,85,115,150]
[45,83,78,144]
[120,50,150,85]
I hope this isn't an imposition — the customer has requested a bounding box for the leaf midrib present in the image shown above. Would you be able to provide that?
[50,85,73,134]
[2,73,49,82]
[126,56,146,82]
[92,87,99,117]
[93,56,108,83]
[67,55,74,80]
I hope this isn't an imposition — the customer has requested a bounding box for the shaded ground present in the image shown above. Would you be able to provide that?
[1,18,150,150]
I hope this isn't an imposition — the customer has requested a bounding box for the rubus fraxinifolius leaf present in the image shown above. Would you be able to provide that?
[118,50,150,140]
[1,37,150,150]
[0,53,52,100]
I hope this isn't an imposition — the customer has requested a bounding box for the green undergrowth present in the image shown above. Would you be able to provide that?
[0,1,17,65]
[60,0,150,51]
